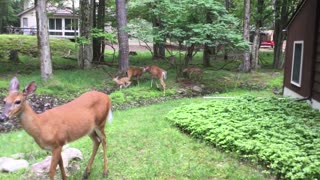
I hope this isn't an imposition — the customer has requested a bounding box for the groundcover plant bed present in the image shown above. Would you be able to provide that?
[166,97,320,179]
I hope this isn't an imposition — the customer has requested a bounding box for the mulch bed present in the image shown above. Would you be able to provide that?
[0,81,212,133]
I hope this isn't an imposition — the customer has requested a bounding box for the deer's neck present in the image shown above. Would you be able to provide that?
[19,102,41,138]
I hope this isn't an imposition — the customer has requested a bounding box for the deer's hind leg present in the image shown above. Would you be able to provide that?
[94,125,108,177]
[82,131,101,180]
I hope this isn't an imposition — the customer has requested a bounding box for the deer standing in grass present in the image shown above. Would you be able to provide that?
[126,66,145,85]
[112,76,131,90]
[143,65,167,95]
[0,77,112,180]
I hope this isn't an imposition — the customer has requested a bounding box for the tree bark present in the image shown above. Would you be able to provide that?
[0,0,8,33]
[116,0,129,73]
[203,11,214,67]
[273,0,288,69]
[35,0,53,81]
[78,0,93,69]
[224,0,233,60]
[251,0,264,70]
[185,44,195,67]
[242,0,251,72]
[92,0,106,63]
[9,50,19,63]
[152,15,165,60]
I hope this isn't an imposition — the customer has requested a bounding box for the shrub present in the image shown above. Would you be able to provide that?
[166,97,320,179]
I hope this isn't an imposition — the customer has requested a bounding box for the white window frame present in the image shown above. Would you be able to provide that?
[22,18,28,27]
[290,41,304,87]
[48,18,79,38]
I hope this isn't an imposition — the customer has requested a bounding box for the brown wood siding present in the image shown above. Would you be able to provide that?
[311,4,320,101]
[284,0,318,98]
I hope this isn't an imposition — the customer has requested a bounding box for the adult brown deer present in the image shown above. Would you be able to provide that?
[143,65,167,95]
[0,77,112,180]
[126,66,145,85]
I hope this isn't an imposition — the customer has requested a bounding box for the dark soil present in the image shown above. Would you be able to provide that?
[0,81,213,133]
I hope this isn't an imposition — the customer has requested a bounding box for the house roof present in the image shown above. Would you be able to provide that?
[17,6,35,16]
[17,6,78,17]
[286,0,308,29]
[47,6,78,17]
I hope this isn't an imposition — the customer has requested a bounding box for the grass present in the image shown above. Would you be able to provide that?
[0,97,272,179]
[0,35,284,179]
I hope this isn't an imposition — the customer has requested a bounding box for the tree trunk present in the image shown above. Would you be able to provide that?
[9,50,19,63]
[251,28,261,70]
[78,0,93,69]
[0,1,8,33]
[152,15,165,60]
[35,0,53,81]
[273,0,288,69]
[251,0,264,70]
[242,0,251,72]
[92,0,106,63]
[203,11,214,67]
[225,0,234,9]
[116,0,129,73]
[159,41,165,59]
[224,0,233,60]
[185,44,195,67]
[153,43,159,59]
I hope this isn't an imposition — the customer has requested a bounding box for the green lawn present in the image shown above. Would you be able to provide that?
[0,35,282,179]
[0,97,273,179]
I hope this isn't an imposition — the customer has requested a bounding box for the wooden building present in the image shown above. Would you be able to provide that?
[283,0,320,109]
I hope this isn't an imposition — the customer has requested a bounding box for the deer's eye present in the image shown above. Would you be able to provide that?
[3,100,5,105]
[15,100,21,105]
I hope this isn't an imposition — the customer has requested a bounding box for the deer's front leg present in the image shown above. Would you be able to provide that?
[49,146,64,180]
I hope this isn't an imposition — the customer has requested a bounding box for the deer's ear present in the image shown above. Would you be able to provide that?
[9,77,20,92]
[23,81,37,96]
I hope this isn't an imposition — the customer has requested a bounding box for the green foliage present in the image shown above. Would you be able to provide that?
[126,19,153,44]
[127,0,248,51]
[0,98,272,179]
[0,0,22,31]
[166,97,320,179]
[0,35,76,60]
[0,35,78,78]
[91,28,117,43]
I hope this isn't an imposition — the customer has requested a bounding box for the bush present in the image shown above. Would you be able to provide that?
[166,97,320,179]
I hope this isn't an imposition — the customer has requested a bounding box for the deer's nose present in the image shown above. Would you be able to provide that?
[0,113,9,122]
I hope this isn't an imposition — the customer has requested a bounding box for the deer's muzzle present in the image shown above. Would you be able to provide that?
[0,113,9,122]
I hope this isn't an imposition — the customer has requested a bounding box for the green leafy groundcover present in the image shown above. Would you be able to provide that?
[166,97,320,179]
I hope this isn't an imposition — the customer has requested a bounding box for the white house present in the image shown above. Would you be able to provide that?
[17,0,79,39]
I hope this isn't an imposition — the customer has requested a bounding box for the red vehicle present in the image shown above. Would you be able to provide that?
[260,30,274,48]
[260,40,274,48]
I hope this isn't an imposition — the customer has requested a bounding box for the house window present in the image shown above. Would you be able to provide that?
[23,18,28,27]
[65,19,78,30]
[291,41,304,87]
[49,18,62,30]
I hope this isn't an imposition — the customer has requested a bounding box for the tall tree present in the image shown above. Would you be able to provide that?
[223,0,233,60]
[0,0,9,33]
[152,0,166,60]
[203,11,214,67]
[273,0,301,69]
[0,0,22,33]
[78,0,93,69]
[116,0,129,73]
[92,0,106,63]
[35,0,53,81]
[251,0,264,70]
[242,0,251,72]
